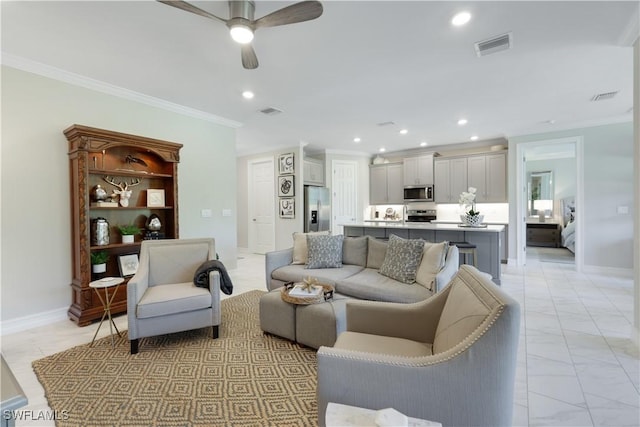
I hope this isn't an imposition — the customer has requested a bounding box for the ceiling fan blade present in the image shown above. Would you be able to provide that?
[241,44,259,69]
[157,1,227,24]
[254,1,323,29]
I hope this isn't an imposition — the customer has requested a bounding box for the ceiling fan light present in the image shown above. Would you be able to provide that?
[230,25,254,44]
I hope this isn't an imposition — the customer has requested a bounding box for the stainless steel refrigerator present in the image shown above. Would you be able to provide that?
[304,186,331,232]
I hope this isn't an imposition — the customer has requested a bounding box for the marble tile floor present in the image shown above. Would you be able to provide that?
[2,249,638,426]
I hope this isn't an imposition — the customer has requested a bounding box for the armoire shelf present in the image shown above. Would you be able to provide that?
[66,124,183,326]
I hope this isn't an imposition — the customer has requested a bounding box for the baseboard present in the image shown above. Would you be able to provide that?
[0,307,68,336]
[582,265,634,278]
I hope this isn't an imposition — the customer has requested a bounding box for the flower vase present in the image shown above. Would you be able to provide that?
[460,213,484,226]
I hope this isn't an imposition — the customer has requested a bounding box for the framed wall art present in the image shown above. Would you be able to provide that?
[278,152,294,175]
[279,198,295,219]
[146,189,165,207]
[118,253,139,277]
[278,175,295,197]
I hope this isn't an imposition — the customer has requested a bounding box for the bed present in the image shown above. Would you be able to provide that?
[561,197,576,253]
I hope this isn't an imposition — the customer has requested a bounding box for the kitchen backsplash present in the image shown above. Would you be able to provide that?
[365,203,509,223]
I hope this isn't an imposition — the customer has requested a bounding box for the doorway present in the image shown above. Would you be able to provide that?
[248,157,275,254]
[331,160,358,236]
[516,137,584,270]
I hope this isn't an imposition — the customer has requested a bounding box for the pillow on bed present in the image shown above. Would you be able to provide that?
[378,234,425,284]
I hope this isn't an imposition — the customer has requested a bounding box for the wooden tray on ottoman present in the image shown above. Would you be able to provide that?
[281,282,334,305]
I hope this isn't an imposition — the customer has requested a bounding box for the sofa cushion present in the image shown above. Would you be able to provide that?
[433,270,496,353]
[334,331,433,357]
[336,268,433,303]
[366,238,388,269]
[415,241,449,291]
[137,282,212,319]
[307,234,344,269]
[379,234,425,284]
[342,236,368,267]
[292,231,330,265]
[272,264,364,285]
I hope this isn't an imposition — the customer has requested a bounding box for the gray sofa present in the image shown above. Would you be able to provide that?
[261,235,459,348]
[265,235,459,300]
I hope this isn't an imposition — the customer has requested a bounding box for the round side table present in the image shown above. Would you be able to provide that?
[89,277,125,347]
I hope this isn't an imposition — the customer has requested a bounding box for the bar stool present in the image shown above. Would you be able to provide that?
[450,241,478,267]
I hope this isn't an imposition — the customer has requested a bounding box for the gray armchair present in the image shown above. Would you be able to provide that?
[127,238,220,354]
[316,265,520,427]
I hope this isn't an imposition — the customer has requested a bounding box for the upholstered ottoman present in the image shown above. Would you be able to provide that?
[259,289,297,341]
[295,296,350,349]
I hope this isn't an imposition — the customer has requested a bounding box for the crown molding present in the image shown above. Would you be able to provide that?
[1,53,243,129]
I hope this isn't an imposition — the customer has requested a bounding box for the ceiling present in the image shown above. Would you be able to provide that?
[1,1,638,157]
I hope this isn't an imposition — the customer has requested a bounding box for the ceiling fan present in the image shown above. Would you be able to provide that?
[158,0,323,69]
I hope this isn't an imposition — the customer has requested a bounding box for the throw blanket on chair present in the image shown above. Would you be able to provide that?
[194,260,233,295]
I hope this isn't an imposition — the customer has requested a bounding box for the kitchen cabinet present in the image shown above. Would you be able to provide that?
[403,154,434,186]
[303,158,324,186]
[467,153,506,202]
[370,163,403,205]
[434,157,467,203]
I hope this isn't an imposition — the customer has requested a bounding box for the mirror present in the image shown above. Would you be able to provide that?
[528,171,553,218]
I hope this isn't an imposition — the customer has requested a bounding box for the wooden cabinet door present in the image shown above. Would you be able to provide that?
[386,163,404,204]
[467,155,487,201]
[450,157,468,202]
[370,166,388,204]
[485,153,506,202]
[403,157,419,186]
[434,159,451,203]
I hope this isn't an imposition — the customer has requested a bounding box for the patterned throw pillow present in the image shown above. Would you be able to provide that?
[379,234,425,284]
[306,234,344,269]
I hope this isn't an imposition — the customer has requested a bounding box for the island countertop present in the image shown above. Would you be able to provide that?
[344,222,505,233]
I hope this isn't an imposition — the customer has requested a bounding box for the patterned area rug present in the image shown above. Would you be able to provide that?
[32,290,318,426]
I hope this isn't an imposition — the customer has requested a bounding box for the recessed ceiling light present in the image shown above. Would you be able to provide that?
[242,90,254,99]
[452,11,471,27]
[545,119,556,124]
[470,135,479,141]
[399,129,408,135]
[457,118,468,126]
[379,148,386,153]
[353,137,361,143]
[420,141,428,147]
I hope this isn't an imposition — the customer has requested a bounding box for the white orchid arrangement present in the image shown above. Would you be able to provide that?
[459,187,480,217]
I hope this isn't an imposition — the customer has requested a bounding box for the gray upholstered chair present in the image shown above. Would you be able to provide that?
[127,238,220,354]
[316,265,521,427]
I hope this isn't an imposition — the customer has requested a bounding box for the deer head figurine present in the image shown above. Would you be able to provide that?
[103,176,141,207]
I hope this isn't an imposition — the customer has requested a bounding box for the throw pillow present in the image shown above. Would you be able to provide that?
[366,238,388,269]
[342,236,368,267]
[292,231,330,264]
[378,234,425,284]
[306,234,344,269]
[415,241,449,291]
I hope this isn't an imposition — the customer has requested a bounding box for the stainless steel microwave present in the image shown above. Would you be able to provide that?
[404,185,434,202]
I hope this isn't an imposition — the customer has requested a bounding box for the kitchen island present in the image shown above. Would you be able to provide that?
[343,222,504,284]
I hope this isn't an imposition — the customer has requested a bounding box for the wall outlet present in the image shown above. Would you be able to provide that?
[617,206,629,214]
[201,209,212,218]
[222,209,232,217]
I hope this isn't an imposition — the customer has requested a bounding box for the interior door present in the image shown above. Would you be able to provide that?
[248,158,275,254]
[332,160,358,236]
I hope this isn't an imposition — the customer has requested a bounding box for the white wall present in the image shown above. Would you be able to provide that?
[1,66,238,324]
[237,146,304,250]
[509,122,634,270]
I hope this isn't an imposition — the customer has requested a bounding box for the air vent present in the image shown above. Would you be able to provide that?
[475,32,512,57]
[377,121,396,127]
[260,107,283,116]
[591,91,618,102]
